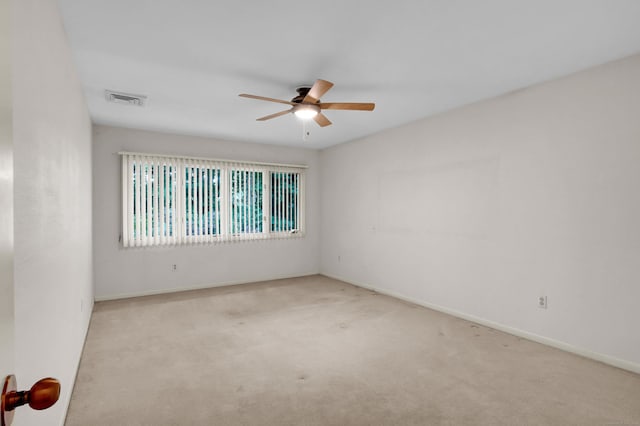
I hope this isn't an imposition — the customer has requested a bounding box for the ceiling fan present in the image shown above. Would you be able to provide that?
[239,79,375,127]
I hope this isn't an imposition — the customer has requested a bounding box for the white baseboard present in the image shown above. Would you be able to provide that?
[95,272,320,302]
[322,273,640,375]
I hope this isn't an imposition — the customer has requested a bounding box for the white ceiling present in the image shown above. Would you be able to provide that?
[58,0,640,149]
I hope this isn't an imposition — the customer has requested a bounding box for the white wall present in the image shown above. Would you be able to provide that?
[12,0,93,425]
[320,53,640,371]
[93,125,320,300]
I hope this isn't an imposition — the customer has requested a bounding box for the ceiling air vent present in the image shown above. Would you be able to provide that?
[105,90,147,107]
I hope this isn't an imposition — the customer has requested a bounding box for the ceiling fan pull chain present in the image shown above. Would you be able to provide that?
[302,120,309,142]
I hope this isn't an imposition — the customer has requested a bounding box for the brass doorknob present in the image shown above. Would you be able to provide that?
[1,375,60,426]
[6,377,60,411]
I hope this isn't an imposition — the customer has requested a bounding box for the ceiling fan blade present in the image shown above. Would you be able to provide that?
[319,102,375,111]
[256,109,293,121]
[239,94,295,105]
[313,113,332,127]
[303,79,334,103]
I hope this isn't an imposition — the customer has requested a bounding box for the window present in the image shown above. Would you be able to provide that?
[270,172,300,233]
[183,162,222,241]
[121,153,305,247]
[230,169,263,235]
[126,158,178,244]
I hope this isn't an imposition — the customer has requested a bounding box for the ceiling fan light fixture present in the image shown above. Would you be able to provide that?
[294,104,319,119]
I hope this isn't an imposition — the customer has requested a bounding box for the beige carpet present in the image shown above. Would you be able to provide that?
[66,275,640,425]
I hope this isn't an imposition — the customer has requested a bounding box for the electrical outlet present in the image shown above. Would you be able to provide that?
[538,296,548,309]
[337,255,341,263]
[172,264,177,272]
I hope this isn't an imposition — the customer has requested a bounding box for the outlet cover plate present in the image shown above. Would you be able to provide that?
[538,296,548,309]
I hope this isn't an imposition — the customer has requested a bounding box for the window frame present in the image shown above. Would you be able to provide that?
[121,152,306,248]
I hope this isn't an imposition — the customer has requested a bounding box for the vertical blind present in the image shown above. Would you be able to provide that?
[121,153,306,247]
[271,172,300,233]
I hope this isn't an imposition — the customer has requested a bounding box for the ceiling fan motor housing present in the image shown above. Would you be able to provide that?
[292,87,313,104]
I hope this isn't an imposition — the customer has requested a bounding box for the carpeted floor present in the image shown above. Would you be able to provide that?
[66,275,640,425]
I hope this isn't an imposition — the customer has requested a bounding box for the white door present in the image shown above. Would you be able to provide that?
[1,6,61,423]
[1,0,15,398]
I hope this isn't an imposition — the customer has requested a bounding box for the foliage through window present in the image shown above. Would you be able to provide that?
[121,153,305,247]
[271,172,299,233]
[230,170,263,235]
